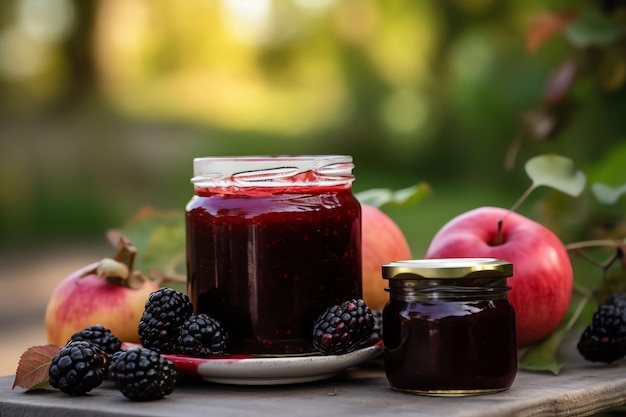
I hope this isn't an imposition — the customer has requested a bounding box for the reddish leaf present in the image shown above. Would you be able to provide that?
[544,60,577,107]
[12,345,61,390]
[527,11,576,53]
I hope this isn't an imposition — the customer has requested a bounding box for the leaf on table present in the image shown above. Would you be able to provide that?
[525,154,586,197]
[355,182,430,209]
[12,345,61,390]
[519,328,568,375]
[591,182,626,205]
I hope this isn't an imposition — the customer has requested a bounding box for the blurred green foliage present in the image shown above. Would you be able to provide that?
[0,0,625,266]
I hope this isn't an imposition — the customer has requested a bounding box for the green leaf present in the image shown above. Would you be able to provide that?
[143,225,187,275]
[355,182,430,209]
[519,328,568,375]
[116,207,185,275]
[525,154,586,197]
[591,182,626,205]
[563,10,622,48]
[520,293,591,375]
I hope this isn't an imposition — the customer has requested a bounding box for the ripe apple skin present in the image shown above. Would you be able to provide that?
[425,206,573,347]
[362,204,412,310]
[45,262,160,345]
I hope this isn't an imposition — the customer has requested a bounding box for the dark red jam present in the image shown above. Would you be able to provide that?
[186,183,361,355]
[383,297,517,395]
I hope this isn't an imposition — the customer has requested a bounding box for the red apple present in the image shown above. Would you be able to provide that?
[45,238,160,345]
[362,204,412,310]
[45,260,159,345]
[425,206,573,347]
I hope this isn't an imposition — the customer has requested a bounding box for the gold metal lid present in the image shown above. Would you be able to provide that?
[382,258,513,280]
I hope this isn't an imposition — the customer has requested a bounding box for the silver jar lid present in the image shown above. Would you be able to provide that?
[191,155,355,188]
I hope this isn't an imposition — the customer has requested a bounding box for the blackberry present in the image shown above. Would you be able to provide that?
[69,324,122,355]
[178,314,227,357]
[367,309,383,346]
[577,296,626,363]
[138,287,193,353]
[48,341,107,396]
[607,292,626,309]
[312,298,375,355]
[108,347,176,402]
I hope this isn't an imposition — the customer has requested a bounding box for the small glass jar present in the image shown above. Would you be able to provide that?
[186,156,362,355]
[382,258,517,396]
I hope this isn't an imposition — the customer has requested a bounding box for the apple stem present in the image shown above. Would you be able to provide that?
[498,184,535,237]
[494,219,504,245]
[111,235,138,272]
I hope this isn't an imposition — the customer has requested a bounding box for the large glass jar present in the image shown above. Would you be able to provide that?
[382,258,517,396]
[186,156,362,355]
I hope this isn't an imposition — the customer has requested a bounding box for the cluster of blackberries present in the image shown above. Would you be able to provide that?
[578,292,626,364]
[138,288,375,358]
[312,298,375,355]
[138,287,227,356]
[48,324,176,401]
[48,293,375,400]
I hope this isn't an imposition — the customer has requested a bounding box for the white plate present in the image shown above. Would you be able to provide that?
[161,344,383,385]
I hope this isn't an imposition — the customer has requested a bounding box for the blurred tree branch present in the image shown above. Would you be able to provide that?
[56,0,98,109]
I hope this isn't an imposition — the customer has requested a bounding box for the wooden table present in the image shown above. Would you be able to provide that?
[2,342,626,417]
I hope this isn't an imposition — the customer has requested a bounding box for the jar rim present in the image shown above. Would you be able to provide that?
[191,155,355,188]
[383,258,513,280]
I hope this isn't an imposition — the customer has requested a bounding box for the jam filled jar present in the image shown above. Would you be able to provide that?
[186,156,362,355]
[382,258,517,396]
